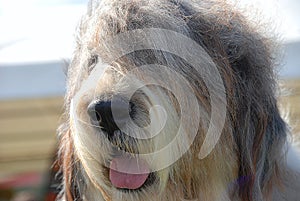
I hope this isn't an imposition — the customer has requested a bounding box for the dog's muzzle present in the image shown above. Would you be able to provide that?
[87,97,155,190]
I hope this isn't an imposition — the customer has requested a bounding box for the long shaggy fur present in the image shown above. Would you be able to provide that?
[56,0,300,200]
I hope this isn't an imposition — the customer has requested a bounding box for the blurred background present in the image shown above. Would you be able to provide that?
[0,0,299,200]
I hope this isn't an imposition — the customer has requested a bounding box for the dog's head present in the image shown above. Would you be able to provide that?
[58,1,287,200]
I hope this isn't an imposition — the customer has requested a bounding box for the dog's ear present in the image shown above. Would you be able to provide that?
[234,96,287,200]
[176,1,287,199]
[228,36,287,200]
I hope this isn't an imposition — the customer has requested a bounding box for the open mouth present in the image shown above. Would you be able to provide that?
[106,156,156,191]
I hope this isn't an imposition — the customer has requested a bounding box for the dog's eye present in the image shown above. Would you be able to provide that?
[88,55,98,72]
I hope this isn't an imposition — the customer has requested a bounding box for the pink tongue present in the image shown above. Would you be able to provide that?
[109,157,150,189]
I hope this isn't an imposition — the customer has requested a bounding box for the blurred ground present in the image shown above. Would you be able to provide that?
[0,97,63,200]
[0,97,62,177]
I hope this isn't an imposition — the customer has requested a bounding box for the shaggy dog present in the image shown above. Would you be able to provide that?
[56,0,300,200]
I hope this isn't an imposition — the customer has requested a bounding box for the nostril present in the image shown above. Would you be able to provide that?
[87,102,102,125]
[87,100,114,132]
[95,111,101,122]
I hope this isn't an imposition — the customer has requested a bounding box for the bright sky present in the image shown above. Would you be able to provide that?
[0,0,300,64]
[0,0,87,64]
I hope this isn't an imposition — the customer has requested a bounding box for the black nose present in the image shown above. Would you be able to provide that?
[87,99,132,135]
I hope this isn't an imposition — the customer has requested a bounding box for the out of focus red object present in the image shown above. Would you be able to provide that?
[0,173,42,189]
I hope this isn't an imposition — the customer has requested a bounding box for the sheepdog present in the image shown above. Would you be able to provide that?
[56,0,300,200]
